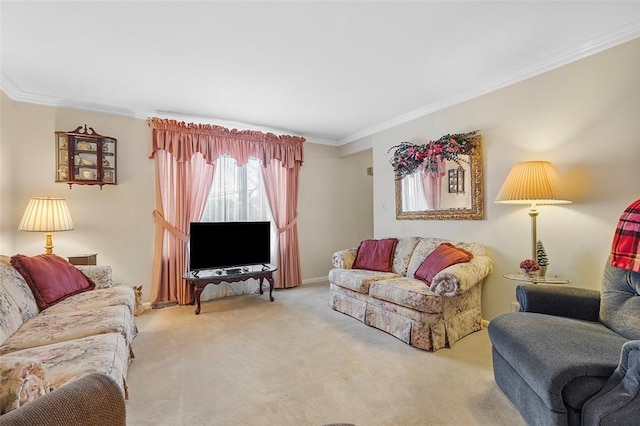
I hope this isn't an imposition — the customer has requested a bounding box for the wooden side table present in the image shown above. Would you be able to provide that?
[503,272,571,285]
[68,253,97,265]
[183,264,277,315]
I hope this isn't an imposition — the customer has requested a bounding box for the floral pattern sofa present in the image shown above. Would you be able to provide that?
[0,255,137,418]
[329,237,493,351]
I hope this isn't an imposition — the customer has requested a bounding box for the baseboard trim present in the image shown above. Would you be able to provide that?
[481,319,490,328]
[151,300,178,309]
[302,276,329,285]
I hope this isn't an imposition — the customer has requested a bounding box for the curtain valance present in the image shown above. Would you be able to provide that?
[148,117,305,169]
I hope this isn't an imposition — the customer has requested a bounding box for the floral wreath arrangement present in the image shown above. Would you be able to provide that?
[388,130,480,179]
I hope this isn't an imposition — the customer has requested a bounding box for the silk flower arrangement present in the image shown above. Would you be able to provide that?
[388,130,480,178]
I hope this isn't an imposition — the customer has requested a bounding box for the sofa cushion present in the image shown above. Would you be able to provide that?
[353,238,398,272]
[10,254,95,310]
[391,237,421,275]
[0,264,39,321]
[369,277,443,314]
[0,356,49,414]
[76,265,113,289]
[0,305,136,356]
[328,269,401,294]
[6,333,130,397]
[332,248,358,269]
[406,238,448,277]
[414,243,473,284]
[40,285,136,316]
[0,284,24,345]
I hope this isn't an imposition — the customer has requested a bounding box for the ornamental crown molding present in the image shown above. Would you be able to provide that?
[2,21,639,149]
[339,22,640,145]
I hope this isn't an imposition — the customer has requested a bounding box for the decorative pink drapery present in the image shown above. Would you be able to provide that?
[148,118,305,305]
[261,159,302,288]
[149,118,304,168]
[419,157,446,210]
[150,151,215,306]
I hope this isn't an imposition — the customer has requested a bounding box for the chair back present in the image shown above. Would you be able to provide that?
[600,261,640,339]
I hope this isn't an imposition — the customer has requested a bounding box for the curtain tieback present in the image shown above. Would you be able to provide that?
[278,216,297,233]
[153,210,189,242]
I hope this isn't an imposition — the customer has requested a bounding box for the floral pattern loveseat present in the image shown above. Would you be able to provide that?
[0,254,137,418]
[329,237,492,351]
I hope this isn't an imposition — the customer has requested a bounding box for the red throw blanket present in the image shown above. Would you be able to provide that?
[611,199,640,273]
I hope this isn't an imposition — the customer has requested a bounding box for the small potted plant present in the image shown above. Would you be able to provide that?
[536,240,549,277]
[519,259,540,277]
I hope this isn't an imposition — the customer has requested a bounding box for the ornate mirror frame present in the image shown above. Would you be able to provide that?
[394,139,484,220]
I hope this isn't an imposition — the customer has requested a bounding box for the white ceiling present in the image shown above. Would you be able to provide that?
[2,1,640,145]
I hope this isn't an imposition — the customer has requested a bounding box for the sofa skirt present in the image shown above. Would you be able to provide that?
[329,285,368,322]
[442,284,482,346]
[365,302,446,351]
[329,283,481,351]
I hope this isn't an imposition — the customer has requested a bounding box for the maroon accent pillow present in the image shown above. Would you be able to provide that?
[414,243,474,284]
[10,254,95,310]
[352,238,398,272]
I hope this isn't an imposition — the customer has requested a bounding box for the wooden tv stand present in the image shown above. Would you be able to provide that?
[183,264,277,315]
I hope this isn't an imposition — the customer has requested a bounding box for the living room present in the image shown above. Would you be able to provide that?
[1,1,639,425]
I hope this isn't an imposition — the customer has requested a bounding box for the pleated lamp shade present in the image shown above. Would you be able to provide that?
[495,161,572,205]
[495,161,571,260]
[18,197,74,254]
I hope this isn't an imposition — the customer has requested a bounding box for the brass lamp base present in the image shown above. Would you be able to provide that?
[44,232,54,254]
[529,206,538,260]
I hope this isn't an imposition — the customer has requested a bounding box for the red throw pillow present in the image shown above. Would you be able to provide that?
[414,243,474,284]
[352,238,398,272]
[10,254,95,310]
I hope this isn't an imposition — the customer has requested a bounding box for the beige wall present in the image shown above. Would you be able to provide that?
[4,39,636,317]
[371,38,640,320]
[0,92,16,252]
[3,101,156,301]
[0,97,374,302]
[299,143,373,281]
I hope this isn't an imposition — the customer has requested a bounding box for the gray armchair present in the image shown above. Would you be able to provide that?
[582,340,640,425]
[488,262,640,426]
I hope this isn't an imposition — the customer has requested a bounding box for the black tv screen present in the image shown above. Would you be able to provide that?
[189,221,271,271]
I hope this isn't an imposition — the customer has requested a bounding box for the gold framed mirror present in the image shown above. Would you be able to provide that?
[391,133,484,220]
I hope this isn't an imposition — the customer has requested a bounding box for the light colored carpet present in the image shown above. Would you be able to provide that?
[126,282,525,426]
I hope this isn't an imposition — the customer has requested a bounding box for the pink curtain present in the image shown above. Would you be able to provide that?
[148,118,305,305]
[261,159,302,288]
[148,118,304,168]
[419,157,446,210]
[150,150,215,306]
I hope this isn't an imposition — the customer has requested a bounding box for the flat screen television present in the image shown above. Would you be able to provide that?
[189,221,271,271]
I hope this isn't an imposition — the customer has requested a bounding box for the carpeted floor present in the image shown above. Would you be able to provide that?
[126,281,525,426]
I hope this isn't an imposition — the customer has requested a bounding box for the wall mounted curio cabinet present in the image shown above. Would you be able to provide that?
[55,125,117,189]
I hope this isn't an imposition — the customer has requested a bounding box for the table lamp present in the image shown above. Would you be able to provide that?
[495,161,571,259]
[18,197,74,254]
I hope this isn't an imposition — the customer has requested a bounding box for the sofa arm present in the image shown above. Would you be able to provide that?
[430,254,493,296]
[332,248,357,269]
[75,265,113,289]
[582,340,640,426]
[516,284,601,321]
[0,373,126,426]
[0,356,49,415]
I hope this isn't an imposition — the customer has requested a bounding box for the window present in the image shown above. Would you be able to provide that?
[201,155,271,222]
[199,155,275,299]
